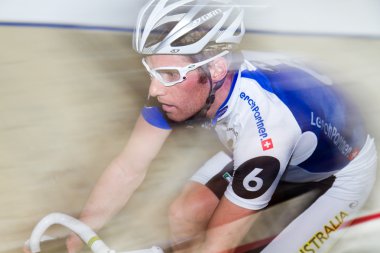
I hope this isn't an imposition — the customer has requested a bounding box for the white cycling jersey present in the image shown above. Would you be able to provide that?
[142,51,377,252]
[143,51,367,209]
[209,52,367,209]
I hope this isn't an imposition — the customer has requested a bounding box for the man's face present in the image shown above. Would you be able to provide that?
[144,54,209,122]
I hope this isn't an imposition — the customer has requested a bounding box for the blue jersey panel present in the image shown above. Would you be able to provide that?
[241,66,366,173]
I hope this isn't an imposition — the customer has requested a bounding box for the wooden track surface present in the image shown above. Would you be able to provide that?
[0,26,379,252]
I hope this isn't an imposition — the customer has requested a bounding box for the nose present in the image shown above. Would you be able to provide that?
[148,78,166,98]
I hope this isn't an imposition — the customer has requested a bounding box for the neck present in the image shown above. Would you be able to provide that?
[206,71,235,119]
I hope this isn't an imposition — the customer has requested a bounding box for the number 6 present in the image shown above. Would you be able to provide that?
[232,156,280,199]
[243,168,264,191]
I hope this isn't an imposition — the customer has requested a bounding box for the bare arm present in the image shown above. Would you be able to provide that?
[25,116,170,253]
[200,197,258,253]
[78,114,171,229]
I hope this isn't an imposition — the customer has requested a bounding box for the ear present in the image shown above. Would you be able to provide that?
[209,57,228,83]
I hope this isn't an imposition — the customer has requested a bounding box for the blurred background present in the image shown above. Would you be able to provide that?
[0,0,379,252]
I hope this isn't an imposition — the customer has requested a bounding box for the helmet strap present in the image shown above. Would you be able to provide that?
[185,65,229,128]
[200,69,227,116]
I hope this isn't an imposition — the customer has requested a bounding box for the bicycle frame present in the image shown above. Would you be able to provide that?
[25,212,164,253]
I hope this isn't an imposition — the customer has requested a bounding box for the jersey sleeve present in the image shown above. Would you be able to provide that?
[141,96,172,130]
[141,106,172,130]
[224,88,302,210]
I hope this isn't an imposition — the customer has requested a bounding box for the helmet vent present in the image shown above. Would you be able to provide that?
[145,22,177,48]
[171,14,221,47]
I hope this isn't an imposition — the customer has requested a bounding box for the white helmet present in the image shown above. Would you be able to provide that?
[133,0,245,55]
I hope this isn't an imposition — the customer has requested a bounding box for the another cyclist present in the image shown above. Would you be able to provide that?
[66,1,377,252]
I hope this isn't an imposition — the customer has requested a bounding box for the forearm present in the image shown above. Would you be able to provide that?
[200,216,256,253]
[77,115,171,231]
[200,198,258,253]
[78,157,147,231]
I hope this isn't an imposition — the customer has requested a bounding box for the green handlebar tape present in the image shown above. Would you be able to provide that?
[87,236,101,248]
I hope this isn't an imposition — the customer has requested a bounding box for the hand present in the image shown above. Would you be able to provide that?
[23,243,31,253]
[66,233,84,253]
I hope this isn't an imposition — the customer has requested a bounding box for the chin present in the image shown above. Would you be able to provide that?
[166,114,186,122]
[166,112,193,123]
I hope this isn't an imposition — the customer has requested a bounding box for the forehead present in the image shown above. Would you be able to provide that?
[145,54,192,67]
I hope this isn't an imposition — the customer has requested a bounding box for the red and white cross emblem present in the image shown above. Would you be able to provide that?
[261,138,274,151]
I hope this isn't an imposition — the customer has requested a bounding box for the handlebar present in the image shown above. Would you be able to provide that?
[25,212,164,253]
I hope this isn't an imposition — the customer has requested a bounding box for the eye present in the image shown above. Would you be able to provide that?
[157,69,181,82]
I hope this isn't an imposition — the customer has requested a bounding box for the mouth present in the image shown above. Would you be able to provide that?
[161,103,176,113]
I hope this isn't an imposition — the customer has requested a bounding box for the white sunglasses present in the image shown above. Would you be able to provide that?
[142,50,229,87]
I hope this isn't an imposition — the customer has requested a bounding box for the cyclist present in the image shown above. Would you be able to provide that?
[66,0,377,252]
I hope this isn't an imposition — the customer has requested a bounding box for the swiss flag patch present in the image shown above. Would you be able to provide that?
[261,138,274,151]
